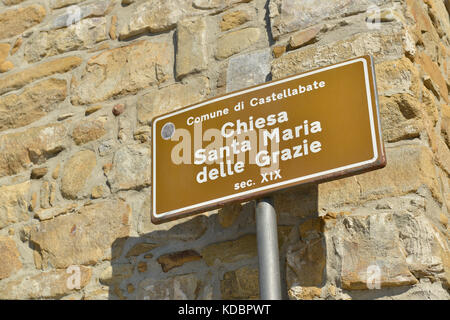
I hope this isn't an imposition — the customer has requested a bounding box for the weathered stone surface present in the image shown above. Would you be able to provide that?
[10,38,22,55]
[91,185,107,199]
[220,10,250,31]
[139,198,208,240]
[324,211,448,291]
[358,145,440,201]
[51,1,111,29]
[106,144,151,192]
[118,0,192,39]
[216,28,261,60]
[0,43,10,64]
[333,213,417,290]
[379,94,422,142]
[366,7,404,24]
[392,212,450,283]
[221,266,259,299]
[226,49,270,92]
[71,41,173,105]
[137,274,200,300]
[71,117,107,145]
[83,288,109,300]
[0,267,91,299]
[100,264,133,286]
[429,129,450,177]
[0,236,22,280]
[274,185,318,218]
[157,250,202,272]
[193,0,252,10]
[270,0,387,39]
[422,88,440,126]
[137,261,147,273]
[442,106,450,148]
[0,61,13,73]
[117,109,135,142]
[416,52,449,102]
[138,76,209,124]
[125,243,158,258]
[39,180,54,209]
[288,286,322,300]
[0,79,67,132]
[272,31,403,79]
[0,181,30,230]
[51,164,60,180]
[0,5,46,40]
[109,15,118,40]
[61,150,97,199]
[34,204,77,221]
[50,0,85,9]
[201,234,257,266]
[406,0,440,47]
[31,167,48,180]
[133,126,152,144]
[193,0,223,9]
[319,144,441,210]
[57,113,74,121]
[2,0,26,5]
[218,203,241,228]
[30,200,131,268]
[0,56,81,95]
[0,124,67,178]
[40,181,55,210]
[375,58,421,97]
[29,192,38,212]
[85,105,103,116]
[25,18,108,63]
[176,17,208,79]
[423,0,450,39]
[272,45,286,58]
[286,218,326,294]
[289,25,321,49]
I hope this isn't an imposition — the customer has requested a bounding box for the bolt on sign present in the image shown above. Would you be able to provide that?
[151,55,386,224]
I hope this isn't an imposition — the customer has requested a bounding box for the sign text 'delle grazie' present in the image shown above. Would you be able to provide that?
[151,56,386,224]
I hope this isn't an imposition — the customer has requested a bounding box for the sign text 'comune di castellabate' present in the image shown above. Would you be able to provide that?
[151,55,386,224]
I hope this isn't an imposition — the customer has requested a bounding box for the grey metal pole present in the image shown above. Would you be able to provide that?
[256,197,282,300]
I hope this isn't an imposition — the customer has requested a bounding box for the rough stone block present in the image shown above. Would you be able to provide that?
[61,150,97,199]
[30,200,131,268]
[0,236,22,280]
[106,144,151,193]
[0,124,67,178]
[137,77,209,125]
[0,5,46,40]
[0,56,81,95]
[176,17,208,79]
[221,266,259,299]
[71,41,173,105]
[216,27,261,60]
[0,79,67,132]
[226,49,270,92]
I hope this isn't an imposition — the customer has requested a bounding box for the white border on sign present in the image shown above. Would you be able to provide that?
[152,58,378,219]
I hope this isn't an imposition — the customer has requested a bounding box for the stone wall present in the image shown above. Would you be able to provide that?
[0,0,448,300]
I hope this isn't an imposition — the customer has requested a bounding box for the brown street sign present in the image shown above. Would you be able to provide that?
[151,55,386,224]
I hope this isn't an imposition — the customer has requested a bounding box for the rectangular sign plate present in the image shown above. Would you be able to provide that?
[151,55,386,224]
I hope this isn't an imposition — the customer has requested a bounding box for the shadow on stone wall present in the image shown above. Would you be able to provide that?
[108,184,321,300]
[273,184,326,300]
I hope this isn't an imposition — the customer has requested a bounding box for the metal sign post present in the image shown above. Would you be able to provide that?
[256,197,282,300]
